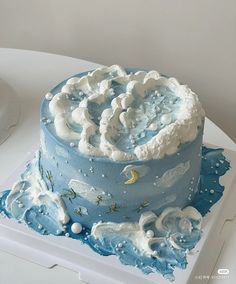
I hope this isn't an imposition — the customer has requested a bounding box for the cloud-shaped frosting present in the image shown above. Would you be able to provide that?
[47,65,204,161]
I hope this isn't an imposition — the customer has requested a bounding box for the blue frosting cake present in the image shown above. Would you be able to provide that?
[0,65,230,281]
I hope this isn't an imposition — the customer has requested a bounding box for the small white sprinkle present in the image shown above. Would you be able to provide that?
[65,160,69,164]
[146,230,154,238]
[38,224,43,230]
[101,174,105,178]
[160,242,165,247]
[161,114,172,125]
[110,88,114,94]
[83,173,88,177]
[79,91,83,96]
[209,200,213,203]
[65,233,70,237]
[18,203,24,208]
[210,189,215,194]
[46,119,52,124]
[78,169,82,173]
[45,93,53,100]
[153,250,158,256]
[70,142,75,147]
[71,223,82,235]
[117,243,123,248]
[89,158,93,162]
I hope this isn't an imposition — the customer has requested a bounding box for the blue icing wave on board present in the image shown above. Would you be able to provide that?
[190,146,230,215]
[0,145,230,281]
[0,152,67,235]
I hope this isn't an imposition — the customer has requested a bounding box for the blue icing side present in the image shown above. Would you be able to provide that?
[0,146,230,281]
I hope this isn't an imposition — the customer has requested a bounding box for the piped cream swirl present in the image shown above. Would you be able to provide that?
[47,65,204,161]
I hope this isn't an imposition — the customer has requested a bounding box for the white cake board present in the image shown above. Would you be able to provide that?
[0,145,236,284]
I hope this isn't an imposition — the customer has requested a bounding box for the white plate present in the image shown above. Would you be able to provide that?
[0,79,20,145]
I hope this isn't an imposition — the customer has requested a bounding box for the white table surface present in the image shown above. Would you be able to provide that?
[0,48,235,284]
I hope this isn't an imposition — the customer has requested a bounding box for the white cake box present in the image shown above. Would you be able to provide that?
[0,145,236,284]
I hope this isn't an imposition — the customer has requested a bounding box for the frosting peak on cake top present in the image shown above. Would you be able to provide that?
[47,65,205,161]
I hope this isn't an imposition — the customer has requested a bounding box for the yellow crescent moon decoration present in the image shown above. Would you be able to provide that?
[125,169,139,185]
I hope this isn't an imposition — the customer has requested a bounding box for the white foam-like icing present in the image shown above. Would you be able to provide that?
[91,206,202,257]
[5,152,69,225]
[48,65,205,161]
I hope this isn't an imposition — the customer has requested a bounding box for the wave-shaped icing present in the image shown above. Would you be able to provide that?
[47,65,204,161]
[2,152,69,235]
[91,207,202,281]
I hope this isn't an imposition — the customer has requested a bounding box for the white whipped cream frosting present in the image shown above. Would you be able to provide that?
[47,65,205,161]
[91,207,202,257]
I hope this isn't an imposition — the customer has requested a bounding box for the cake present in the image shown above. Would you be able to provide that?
[0,65,230,281]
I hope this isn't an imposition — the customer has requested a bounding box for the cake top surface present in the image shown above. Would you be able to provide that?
[44,65,205,161]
